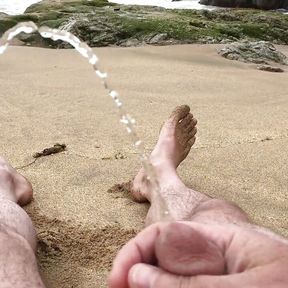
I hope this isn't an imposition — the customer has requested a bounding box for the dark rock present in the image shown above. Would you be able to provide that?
[219,41,288,65]
[257,65,284,72]
[255,0,283,10]
[199,0,255,8]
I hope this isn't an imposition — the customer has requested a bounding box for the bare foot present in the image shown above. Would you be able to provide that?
[0,157,33,206]
[132,105,197,202]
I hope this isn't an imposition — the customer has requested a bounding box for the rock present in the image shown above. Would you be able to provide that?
[200,0,286,9]
[257,65,284,72]
[148,33,168,44]
[255,0,283,10]
[119,38,141,47]
[1,0,288,48]
[219,41,288,65]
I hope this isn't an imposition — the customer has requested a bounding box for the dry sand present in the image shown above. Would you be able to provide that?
[0,44,287,287]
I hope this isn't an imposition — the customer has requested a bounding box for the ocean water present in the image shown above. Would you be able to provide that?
[108,0,214,10]
[0,0,42,15]
[0,0,286,16]
[0,0,213,15]
[108,0,288,11]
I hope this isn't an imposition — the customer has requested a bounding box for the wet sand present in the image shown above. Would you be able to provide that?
[0,44,287,287]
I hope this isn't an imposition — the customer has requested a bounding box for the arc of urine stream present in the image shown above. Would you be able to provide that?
[0,22,170,221]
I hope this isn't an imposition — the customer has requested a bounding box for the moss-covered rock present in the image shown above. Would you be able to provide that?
[0,0,287,48]
[219,40,288,64]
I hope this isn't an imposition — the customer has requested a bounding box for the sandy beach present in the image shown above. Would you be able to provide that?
[0,44,287,287]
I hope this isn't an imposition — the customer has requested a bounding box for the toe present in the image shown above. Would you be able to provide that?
[182,114,196,127]
[189,127,197,139]
[170,105,190,124]
[191,117,198,127]
[188,136,196,146]
[187,126,197,137]
[178,113,193,128]
[185,117,197,132]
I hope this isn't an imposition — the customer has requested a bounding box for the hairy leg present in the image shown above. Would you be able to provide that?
[109,105,283,288]
[132,105,249,225]
[0,157,45,288]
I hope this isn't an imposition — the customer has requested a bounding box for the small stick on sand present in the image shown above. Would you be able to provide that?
[16,144,67,170]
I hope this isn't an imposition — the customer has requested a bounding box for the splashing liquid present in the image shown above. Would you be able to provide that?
[0,22,170,221]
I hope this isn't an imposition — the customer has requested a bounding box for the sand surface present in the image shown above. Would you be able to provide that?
[0,44,287,287]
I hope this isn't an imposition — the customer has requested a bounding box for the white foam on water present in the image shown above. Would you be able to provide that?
[1,0,286,15]
[108,0,215,10]
[0,0,213,14]
[0,0,42,15]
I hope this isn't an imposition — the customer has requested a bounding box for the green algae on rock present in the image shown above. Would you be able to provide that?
[0,0,288,48]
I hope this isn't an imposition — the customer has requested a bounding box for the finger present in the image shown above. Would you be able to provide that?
[108,223,161,288]
[128,263,250,288]
[155,222,225,276]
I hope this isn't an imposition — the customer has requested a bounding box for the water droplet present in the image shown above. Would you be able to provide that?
[115,99,122,107]
[0,44,8,54]
[96,70,107,79]
[109,90,118,99]
[135,140,142,146]
[120,116,129,124]
[89,55,98,65]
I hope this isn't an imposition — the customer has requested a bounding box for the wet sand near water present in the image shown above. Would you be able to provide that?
[0,44,287,287]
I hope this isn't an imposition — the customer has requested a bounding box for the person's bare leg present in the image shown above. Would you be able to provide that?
[132,105,249,225]
[0,157,45,287]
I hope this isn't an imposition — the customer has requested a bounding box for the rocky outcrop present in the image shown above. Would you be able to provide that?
[200,0,288,9]
[219,41,288,65]
[1,0,288,48]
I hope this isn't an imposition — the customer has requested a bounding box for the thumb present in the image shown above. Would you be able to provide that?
[128,263,172,288]
[128,263,243,288]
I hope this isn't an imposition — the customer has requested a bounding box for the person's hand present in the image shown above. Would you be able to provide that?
[108,221,288,288]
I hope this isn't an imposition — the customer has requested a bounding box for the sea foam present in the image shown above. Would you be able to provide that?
[0,0,42,15]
